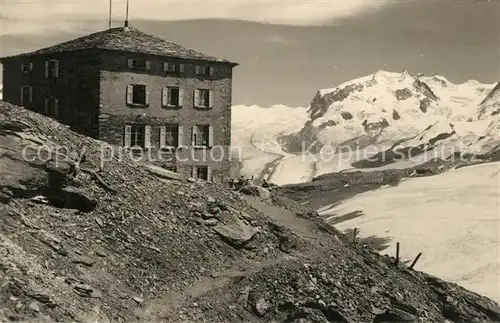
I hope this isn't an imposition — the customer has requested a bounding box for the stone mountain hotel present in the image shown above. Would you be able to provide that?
[0,26,238,183]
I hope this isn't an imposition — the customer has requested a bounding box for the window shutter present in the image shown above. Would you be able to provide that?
[208,125,214,147]
[53,60,59,78]
[127,59,134,68]
[53,98,59,117]
[145,60,151,70]
[44,61,49,78]
[145,87,150,105]
[179,64,185,73]
[178,125,184,147]
[191,167,196,178]
[126,85,133,104]
[178,88,184,107]
[167,88,172,105]
[20,87,24,106]
[20,63,23,72]
[207,167,213,182]
[29,62,33,71]
[29,87,33,103]
[209,67,215,76]
[160,125,166,148]
[44,98,49,114]
[162,87,168,106]
[163,62,168,72]
[194,89,200,107]
[191,125,198,145]
[195,65,201,75]
[208,90,214,107]
[144,125,151,148]
[124,125,132,147]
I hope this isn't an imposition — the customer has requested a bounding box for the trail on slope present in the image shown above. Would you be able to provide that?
[140,195,332,321]
[140,253,297,321]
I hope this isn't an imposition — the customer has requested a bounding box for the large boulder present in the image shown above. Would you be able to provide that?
[0,127,96,210]
[0,134,49,201]
[58,186,97,212]
[141,163,183,181]
[213,217,259,248]
[45,160,75,190]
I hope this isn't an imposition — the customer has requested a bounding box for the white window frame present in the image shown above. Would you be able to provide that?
[194,65,215,76]
[163,62,184,74]
[130,126,143,148]
[44,97,59,117]
[45,60,59,79]
[160,124,182,149]
[125,124,150,149]
[191,165,212,182]
[194,89,214,109]
[126,84,149,106]
[20,85,33,105]
[21,62,33,73]
[191,124,214,148]
[124,125,132,148]
[127,58,151,70]
[162,87,183,108]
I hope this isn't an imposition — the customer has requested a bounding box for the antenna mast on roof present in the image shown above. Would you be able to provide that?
[108,0,112,29]
[124,0,130,27]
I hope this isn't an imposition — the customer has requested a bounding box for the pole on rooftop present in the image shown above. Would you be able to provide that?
[124,0,130,27]
[108,0,112,29]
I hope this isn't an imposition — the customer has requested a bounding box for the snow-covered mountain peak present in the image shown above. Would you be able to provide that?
[311,70,496,125]
[320,70,435,98]
[277,71,500,165]
[421,75,449,89]
[232,72,498,189]
[368,69,413,87]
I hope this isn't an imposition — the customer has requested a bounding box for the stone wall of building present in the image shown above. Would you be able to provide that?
[1,50,101,138]
[2,49,236,183]
[98,51,235,182]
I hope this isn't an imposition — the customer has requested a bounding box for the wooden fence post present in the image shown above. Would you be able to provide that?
[409,252,422,270]
[396,242,400,267]
[352,228,358,243]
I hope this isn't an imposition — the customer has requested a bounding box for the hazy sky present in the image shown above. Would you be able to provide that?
[1,0,499,107]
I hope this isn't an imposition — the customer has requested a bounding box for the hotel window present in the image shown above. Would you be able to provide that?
[191,124,214,148]
[194,89,213,108]
[45,60,59,78]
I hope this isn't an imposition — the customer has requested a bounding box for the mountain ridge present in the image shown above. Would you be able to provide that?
[230,70,499,186]
[274,70,499,176]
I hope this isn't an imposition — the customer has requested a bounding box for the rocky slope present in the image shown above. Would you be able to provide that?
[1,101,500,322]
[280,71,500,171]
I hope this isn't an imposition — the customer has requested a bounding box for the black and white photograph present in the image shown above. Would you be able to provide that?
[0,0,499,321]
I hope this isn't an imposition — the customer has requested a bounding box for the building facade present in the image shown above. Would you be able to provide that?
[0,26,238,183]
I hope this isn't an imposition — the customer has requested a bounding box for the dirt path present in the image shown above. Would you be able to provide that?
[243,196,324,241]
[139,252,297,321]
